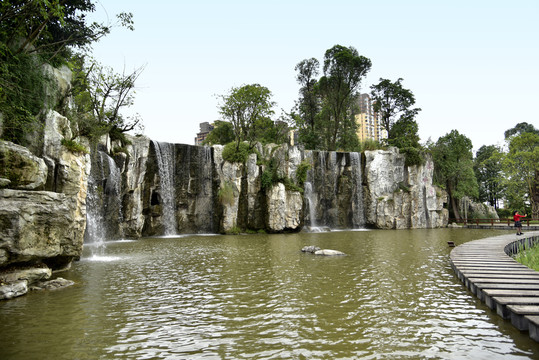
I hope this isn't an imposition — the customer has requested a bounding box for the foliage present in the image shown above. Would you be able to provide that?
[293,58,320,149]
[61,138,88,154]
[0,1,138,146]
[261,158,282,190]
[503,132,539,218]
[218,181,236,206]
[504,122,539,139]
[370,78,421,145]
[218,84,275,151]
[317,45,371,151]
[67,55,145,142]
[203,120,234,145]
[388,117,420,149]
[514,241,539,272]
[0,0,133,63]
[295,160,311,188]
[474,145,504,209]
[290,45,371,151]
[221,141,252,163]
[360,138,385,151]
[430,129,478,219]
[0,47,51,145]
[400,147,425,167]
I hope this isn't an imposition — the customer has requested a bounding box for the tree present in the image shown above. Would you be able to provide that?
[0,0,133,61]
[218,84,275,150]
[504,122,539,139]
[317,45,371,151]
[293,58,320,149]
[431,130,478,219]
[202,120,234,145]
[474,145,505,209]
[388,117,420,149]
[370,78,421,145]
[69,56,145,142]
[503,132,539,218]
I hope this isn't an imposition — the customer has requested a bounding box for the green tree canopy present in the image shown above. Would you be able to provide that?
[218,84,276,150]
[317,45,371,151]
[290,45,371,151]
[202,120,234,146]
[474,145,504,209]
[431,130,478,219]
[503,132,539,217]
[370,78,421,145]
[504,122,539,140]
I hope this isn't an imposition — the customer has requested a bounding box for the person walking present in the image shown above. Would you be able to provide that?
[513,211,527,236]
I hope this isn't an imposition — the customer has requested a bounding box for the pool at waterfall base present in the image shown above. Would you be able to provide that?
[1,229,538,359]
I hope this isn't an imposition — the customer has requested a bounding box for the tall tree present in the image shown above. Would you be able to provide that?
[370,78,421,145]
[503,132,539,218]
[504,122,539,139]
[218,84,275,150]
[431,130,478,219]
[317,45,371,151]
[474,145,504,209]
[293,58,320,149]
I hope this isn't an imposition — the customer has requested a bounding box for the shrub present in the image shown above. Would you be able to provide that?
[61,138,89,154]
[222,142,252,163]
[295,160,311,188]
[400,147,425,167]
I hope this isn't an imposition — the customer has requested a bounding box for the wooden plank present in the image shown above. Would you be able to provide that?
[490,297,539,316]
[526,316,539,342]
[506,305,539,331]
[482,289,539,304]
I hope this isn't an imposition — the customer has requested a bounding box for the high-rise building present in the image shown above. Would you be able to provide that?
[355,93,387,142]
[195,122,215,145]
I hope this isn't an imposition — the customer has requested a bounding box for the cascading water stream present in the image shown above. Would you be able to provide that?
[349,152,365,228]
[152,141,177,235]
[304,182,318,231]
[85,151,123,257]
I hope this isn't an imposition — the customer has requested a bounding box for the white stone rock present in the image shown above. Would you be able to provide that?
[0,280,28,300]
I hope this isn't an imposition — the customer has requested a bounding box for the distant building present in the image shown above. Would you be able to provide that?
[355,93,387,142]
[195,122,215,145]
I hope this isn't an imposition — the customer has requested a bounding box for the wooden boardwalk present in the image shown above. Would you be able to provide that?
[450,231,539,342]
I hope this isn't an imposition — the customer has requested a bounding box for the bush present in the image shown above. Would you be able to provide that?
[400,147,425,167]
[61,138,89,154]
[222,142,252,163]
[295,160,311,188]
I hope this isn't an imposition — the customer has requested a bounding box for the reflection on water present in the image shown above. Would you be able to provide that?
[1,229,538,359]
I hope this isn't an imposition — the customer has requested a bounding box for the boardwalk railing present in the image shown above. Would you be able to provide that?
[449,218,539,227]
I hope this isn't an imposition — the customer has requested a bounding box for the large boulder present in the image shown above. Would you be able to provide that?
[0,141,48,190]
[0,189,85,268]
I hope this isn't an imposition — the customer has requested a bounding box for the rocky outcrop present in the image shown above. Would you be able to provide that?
[364,148,448,229]
[0,110,89,299]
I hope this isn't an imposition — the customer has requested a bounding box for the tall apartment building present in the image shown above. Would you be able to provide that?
[194,122,215,145]
[355,93,387,142]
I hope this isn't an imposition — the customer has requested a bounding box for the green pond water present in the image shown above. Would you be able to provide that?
[1,228,538,359]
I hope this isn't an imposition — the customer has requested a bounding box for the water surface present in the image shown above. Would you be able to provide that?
[1,229,538,359]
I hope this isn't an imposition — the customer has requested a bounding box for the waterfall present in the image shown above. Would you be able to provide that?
[304,182,318,230]
[197,146,214,233]
[350,152,365,228]
[85,151,123,254]
[152,141,177,235]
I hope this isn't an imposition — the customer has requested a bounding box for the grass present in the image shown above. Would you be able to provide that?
[514,242,539,271]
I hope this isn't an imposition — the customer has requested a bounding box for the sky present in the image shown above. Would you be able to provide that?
[87,0,539,152]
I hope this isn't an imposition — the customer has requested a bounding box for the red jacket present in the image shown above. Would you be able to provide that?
[514,214,526,222]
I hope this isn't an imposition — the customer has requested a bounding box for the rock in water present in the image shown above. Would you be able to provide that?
[314,249,346,256]
[301,245,321,253]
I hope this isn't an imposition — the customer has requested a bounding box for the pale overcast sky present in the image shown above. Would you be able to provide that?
[88,0,538,152]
